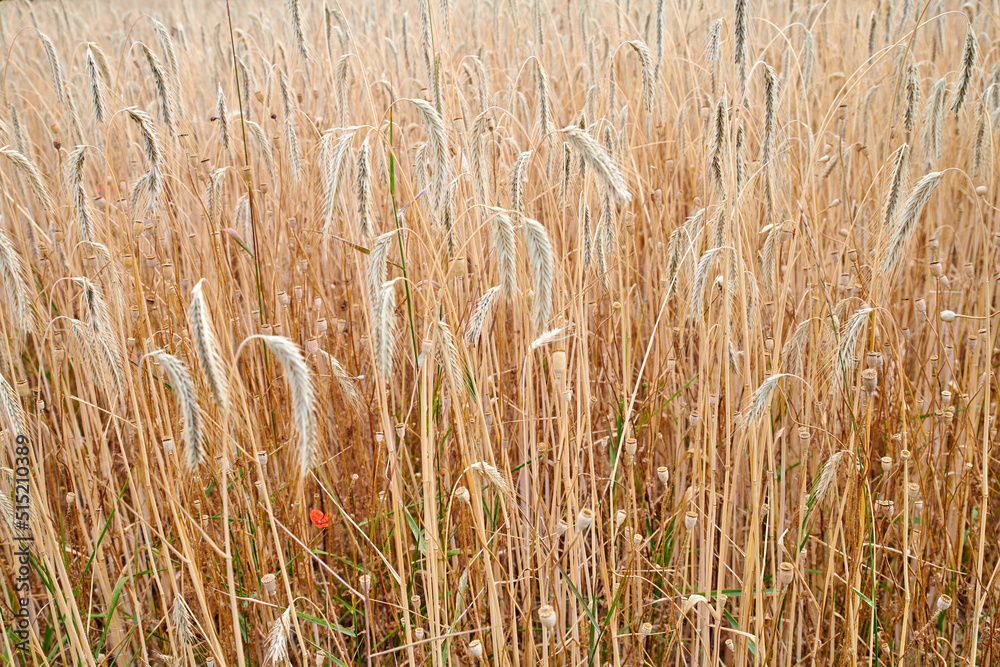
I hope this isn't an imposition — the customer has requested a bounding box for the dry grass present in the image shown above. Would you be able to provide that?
[0,0,998,665]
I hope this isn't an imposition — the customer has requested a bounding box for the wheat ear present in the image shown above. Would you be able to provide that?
[951,27,977,115]
[466,286,501,347]
[189,279,229,411]
[261,336,317,479]
[490,210,518,299]
[357,138,372,240]
[322,129,358,242]
[0,373,27,437]
[288,0,310,60]
[264,606,293,667]
[0,147,52,215]
[138,43,175,137]
[563,125,631,204]
[880,172,943,276]
[150,350,202,469]
[522,217,554,331]
[373,281,399,380]
[0,223,37,336]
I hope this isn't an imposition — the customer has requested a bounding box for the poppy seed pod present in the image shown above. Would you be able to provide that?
[538,604,557,629]
[861,368,877,392]
[576,508,595,532]
[625,437,637,457]
[939,309,956,322]
[551,350,567,382]
[779,562,795,586]
[684,510,697,531]
[657,466,670,485]
[469,639,484,658]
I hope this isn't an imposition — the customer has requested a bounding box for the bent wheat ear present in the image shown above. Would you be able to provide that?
[171,596,193,649]
[138,43,175,136]
[951,27,977,115]
[628,40,654,112]
[357,138,372,239]
[39,32,66,105]
[189,279,229,411]
[0,373,27,437]
[319,350,363,414]
[563,126,631,204]
[522,217,554,331]
[367,230,396,310]
[288,0,310,60]
[151,350,202,469]
[0,147,52,215]
[0,223,38,336]
[435,320,467,395]
[217,86,231,154]
[85,47,106,124]
[880,172,942,276]
[260,336,316,479]
[468,461,513,496]
[373,281,399,380]
[322,128,357,241]
[412,99,449,214]
[264,605,293,667]
[466,285,501,347]
[491,210,518,298]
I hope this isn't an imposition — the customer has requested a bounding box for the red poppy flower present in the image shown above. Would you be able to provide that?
[310,510,330,528]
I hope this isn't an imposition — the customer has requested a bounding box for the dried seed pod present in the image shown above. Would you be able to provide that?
[469,639,484,658]
[538,604,557,629]
[657,466,670,485]
[456,486,471,504]
[576,508,595,531]
[862,368,878,392]
[684,510,697,531]
[881,456,892,471]
[262,573,277,595]
[625,437,637,457]
[615,509,627,526]
[779,562,795,586]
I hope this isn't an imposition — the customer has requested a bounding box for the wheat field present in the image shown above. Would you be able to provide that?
[0,0,997,664]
